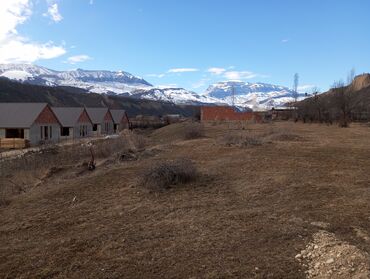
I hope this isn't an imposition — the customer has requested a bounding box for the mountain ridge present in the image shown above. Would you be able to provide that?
[0,63,303,110]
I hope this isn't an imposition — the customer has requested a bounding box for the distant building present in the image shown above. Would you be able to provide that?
[110,109,130,133]
[85,107,114,136]
[270,108,295,120]
[200,106,261,122]
[51,107,93,139]
[163,114,181,124]
[0,103,61,145]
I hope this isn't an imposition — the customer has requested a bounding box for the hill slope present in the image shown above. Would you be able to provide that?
[0,78,198,117]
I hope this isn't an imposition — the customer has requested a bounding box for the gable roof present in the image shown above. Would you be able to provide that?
[110,109,127,124]
[51,107,89,127]
[85,107,110,124]
[0,103,49,128]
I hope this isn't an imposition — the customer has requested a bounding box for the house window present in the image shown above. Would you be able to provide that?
[93,124,98,131]
[61,127,70,136]
[5,129,24,138]
[40,126,52,140]
[79,125,88,137]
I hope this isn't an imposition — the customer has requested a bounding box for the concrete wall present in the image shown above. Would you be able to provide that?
[29,123,60,145]
[74,122,93,138]
[101,121,114,135]
[24,129,30,140]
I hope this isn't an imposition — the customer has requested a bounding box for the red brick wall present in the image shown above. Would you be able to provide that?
[34,105,60,124]
[122,112,130,125]
[201,106,261,122]
[104,111,113,122]
[78,109,91,123]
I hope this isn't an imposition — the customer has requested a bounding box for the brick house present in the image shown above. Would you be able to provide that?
[0,103,61,145]
[110,109,130,133]
[85,107,114,136]
[51,107,93,139]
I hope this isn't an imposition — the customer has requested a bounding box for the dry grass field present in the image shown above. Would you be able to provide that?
[1,121,370,278]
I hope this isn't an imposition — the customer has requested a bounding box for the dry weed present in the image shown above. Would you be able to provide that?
[183,122,205,140]
[140,158,197,191]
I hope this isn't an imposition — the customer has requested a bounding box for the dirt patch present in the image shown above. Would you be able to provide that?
[296,230,370,278]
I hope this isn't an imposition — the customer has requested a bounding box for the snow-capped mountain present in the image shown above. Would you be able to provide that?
[0,64,152,94]
[0,64,304,110]
[131,87,221,105]
[203,81,304,110]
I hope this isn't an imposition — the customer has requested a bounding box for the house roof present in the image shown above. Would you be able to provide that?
[85,107,109,124]
[110,109,127,124]
[0,103,48,128]
[51,107,87,127]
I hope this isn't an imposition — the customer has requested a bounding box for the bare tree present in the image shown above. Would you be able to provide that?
[347,68,356,86]
[332,80,352,127]
[310,87,323,122]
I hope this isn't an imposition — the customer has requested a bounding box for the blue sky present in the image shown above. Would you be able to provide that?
[1,0,370,93]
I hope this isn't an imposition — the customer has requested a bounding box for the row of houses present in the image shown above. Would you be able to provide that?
[0,103,130,146]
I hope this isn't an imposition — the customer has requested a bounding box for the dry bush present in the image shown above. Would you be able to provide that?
[129,133,147,150]
[183,122,205,140]
[140,158,197,191]
[93,137,130,158]
[222,133,263,147]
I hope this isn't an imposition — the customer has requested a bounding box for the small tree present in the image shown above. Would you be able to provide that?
[311,87,322,122]
[332,80,352,127]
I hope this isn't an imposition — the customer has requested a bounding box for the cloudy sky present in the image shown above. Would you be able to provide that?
[1,0,369,92]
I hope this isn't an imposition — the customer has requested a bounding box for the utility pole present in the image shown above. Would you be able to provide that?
[293,73,299,120]
[293,73,299,104]
[231,84,235,108]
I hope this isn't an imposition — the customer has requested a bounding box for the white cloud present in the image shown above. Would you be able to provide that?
[168,68,199,73]
[89,0,94,4]
[0,0,66,63]
[43,3,63,22]
[147,73,165,78]
[207,67,226,75]
[223,71,257,81]
[192,78,209,89]
[281,39,289,43]
[66,54,92,64]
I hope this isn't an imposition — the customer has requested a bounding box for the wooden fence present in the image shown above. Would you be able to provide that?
[0,138,30,149]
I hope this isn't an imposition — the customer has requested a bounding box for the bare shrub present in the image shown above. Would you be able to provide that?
[184,122,205,140]
[130,133,147,150]
[264,129,303,142]
[140,158,197,191]
[222,133,263,147]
